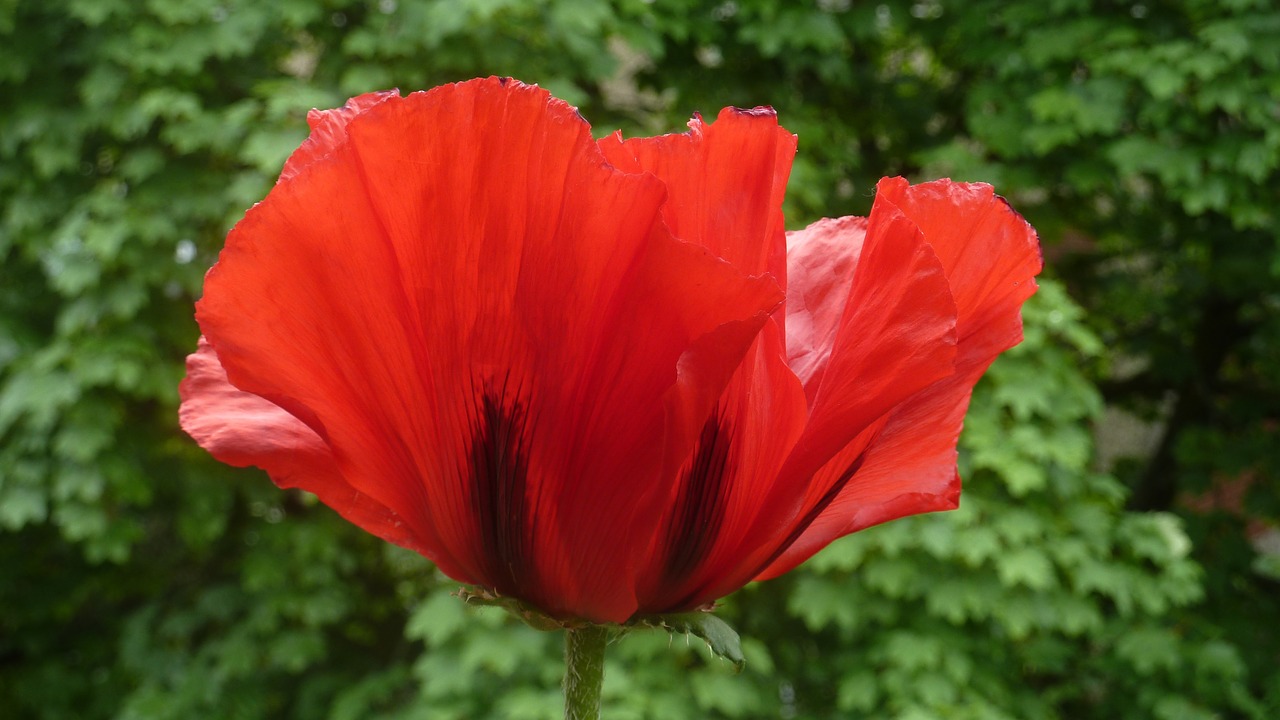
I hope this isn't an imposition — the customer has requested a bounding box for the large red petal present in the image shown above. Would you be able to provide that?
[876,178,1041,345]
[782,192,959,478]
[197,78,780,622]
[279,90,398,182]
[179,337,430,555]
[634,319,808,611]
[710,189,960,591]
[199,103,458,582]
[757,178,1042,579]
[596,107,806,611]
[783,215,867,403]
[596,107,796,283]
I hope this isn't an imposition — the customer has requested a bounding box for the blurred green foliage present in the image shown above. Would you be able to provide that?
[2,0,1277,717]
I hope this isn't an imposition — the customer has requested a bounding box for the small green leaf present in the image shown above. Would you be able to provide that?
[634,612,745,672]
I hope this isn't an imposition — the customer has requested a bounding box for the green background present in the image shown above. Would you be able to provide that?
[2,0,1278,717]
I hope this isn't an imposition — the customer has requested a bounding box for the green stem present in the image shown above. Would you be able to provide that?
[563,625,608,720]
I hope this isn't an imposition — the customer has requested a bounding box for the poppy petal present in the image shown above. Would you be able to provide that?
[597,107,796,282]
[598,109,804,612]
[200,109,461,582]
[875,177,1042,351]
[179,337,430,554]
[756,178,1042,579]
[783,191,959,478]
[196,78,781,622]
[279,90,399,182]
[701,190,959,594]
[782,215,868,402]
[635,318,808,611]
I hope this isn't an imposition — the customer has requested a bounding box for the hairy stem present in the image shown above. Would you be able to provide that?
[563,625,608,720]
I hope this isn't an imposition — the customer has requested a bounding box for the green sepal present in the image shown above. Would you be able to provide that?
[632,611,746,672]
[455,587,569,632]
[454,588,746,671]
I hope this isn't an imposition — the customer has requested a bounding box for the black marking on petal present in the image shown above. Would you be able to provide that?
[660,411,734,590]
[466,376,534,597]
[754,449,872,577]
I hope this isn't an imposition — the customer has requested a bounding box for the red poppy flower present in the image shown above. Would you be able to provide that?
[180,77,1041,624]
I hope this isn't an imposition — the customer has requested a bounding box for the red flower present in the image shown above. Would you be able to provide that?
[180,77,1041,623]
